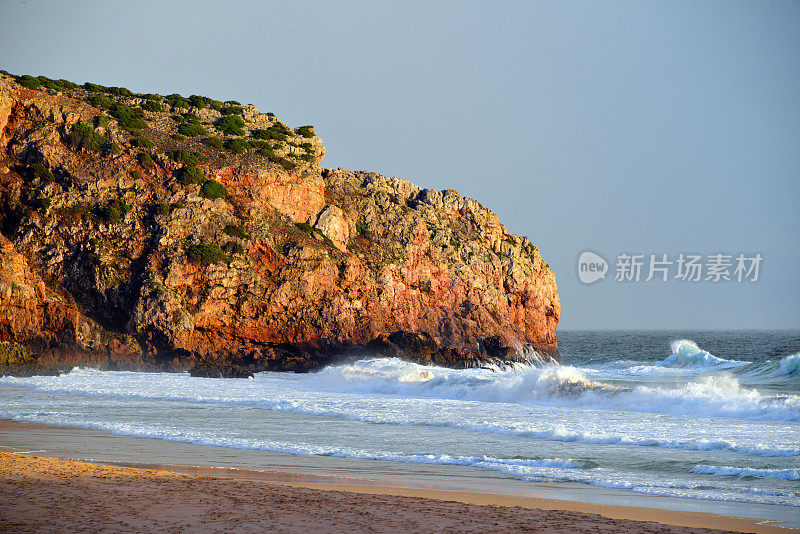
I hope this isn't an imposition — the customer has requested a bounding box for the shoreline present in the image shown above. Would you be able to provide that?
[0,451,784,534]
[1,419,796,533]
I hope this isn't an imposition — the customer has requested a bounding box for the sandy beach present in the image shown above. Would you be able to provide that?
[0,418,796,533]
[1,450,776,534]
[2,432,797,534]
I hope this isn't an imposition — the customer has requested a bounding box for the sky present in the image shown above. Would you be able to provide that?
[1,1,798,330]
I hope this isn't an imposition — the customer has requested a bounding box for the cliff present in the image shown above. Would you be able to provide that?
[0,71,559,375]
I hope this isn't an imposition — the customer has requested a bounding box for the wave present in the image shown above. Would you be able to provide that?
[779,354,800,376]
[2,366,798,457]
[308,358,800,423]
[735,353,800,381]
[579,341,799,388]
[583,339,749,376]
[664,339,750,369]
[690,464,800,480]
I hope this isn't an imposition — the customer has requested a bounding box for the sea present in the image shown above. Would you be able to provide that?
[1,330,798,519]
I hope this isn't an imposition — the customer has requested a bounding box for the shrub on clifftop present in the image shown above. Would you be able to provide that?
[223,138,248,154]
[177,122,207,137]
[216,115,246,136]
[109,104,148,131]
[140,100,162,112]
[165,93,190,109]
[138,153,155,169]
[253,124,290,141]
[296,125,315,138]
[98,205,121,223]
[16,75,42,90]
[87,94,113,110]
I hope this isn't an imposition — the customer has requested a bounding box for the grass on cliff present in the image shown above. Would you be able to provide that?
[202,137,224,149]
[169,149,204,166]
[105,141,120,156]
[222,241,245,255]
[271,156,297,172]
[201,179,227,199]
[294,222,336,249]
[223,224,249,239]
[29,163,55,183]
[187,243,227,266]
[356,223,373,242]
[97,199,130,224]
[177,166,204,185]
[138,153,155,169]
[133,134,155,149]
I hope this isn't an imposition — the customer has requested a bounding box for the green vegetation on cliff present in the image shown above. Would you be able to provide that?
[187,243,227,265]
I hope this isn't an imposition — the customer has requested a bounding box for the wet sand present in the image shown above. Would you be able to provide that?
[0,451,770,533]
[1,419,796,533]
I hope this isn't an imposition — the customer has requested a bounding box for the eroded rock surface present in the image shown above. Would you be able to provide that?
[0,72,559,374]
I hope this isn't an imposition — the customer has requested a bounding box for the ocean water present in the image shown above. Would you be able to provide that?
[0,330,798,510]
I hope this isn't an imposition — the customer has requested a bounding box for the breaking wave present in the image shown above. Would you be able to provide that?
[690,464,800,480]
[308,357,800,423]
[663,339,750,369]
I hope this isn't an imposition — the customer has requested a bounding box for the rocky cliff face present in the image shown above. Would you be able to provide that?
[0,72,559,374]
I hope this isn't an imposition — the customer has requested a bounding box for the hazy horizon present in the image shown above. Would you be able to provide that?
[1,1,797,330]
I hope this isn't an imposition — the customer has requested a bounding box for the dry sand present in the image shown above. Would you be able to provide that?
[0,451,783,533]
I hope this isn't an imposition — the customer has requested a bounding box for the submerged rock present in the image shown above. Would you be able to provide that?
[189,360,253,379]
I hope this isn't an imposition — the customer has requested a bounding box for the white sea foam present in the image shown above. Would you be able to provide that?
[307,357,800,422]
[6,359,798,423]
[1,365,798,458]
[690,464,800,480]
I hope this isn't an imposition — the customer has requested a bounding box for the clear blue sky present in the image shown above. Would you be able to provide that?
[1,1,798,330]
